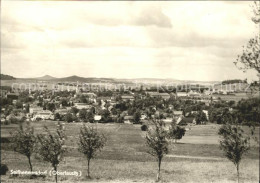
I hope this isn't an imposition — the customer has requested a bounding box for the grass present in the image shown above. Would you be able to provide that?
[1,121,259,182]
[1,153,259,183]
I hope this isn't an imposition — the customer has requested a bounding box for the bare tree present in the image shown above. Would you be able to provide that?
[37,122,66,183]
[145,119,169,181]
[78,124,106,178]
[11,122,36,172]
[251,1,260,24]
[235,1,260,74]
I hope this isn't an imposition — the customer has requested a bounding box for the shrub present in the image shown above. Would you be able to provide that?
[65,113,74,123]
[4,120,10,125]
[1,137,11,143]
[9,116,19,124]
[141,124,148,131]
[0,164,9,175]
[8,116,26,124]
[54,113,61,121]
[168,125,186,143]
[179,122,187,126]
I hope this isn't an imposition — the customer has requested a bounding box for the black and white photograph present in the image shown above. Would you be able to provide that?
[1,1,259,183]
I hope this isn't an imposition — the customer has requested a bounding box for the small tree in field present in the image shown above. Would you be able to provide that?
[133,111,141,124]
[11,122,36,171]
[37,123,66,183]
[218,119,256,183]
[145,119,169,181]
[195,111,207,125]
[78,125,106,178]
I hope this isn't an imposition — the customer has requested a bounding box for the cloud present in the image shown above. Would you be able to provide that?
[1,1,258,81]
[130,5,172,28]
[55,26,152,48]
[145,26,252,48]
[1,31,26,49]
[73,2,172,28]
[2,1,172,31]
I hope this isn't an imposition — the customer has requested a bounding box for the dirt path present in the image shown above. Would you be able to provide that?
[166,154,224,160]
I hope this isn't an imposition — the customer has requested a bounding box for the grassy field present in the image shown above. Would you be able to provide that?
[1,121,259,182]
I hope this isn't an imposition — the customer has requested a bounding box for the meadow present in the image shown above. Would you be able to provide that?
[1,121,259,183]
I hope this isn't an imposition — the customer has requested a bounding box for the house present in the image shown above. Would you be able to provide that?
[188,90,201,97]
[177,117,196,126]
[162,118,173,124]
[108,106,113,111]
[204,90,213,95]
[81,92,97,102]
[146,92,170,100]
[173,111,183,118]
[32,110,54,121]
[146,92,157,97]
[110,96,117,102]
[170,93,177,99]
[1,118,6,123]
[94,115,102,122]
[29,106,44,114]
[7,93,19,100]
[197,99,211,106]
[111,115,117,122]
[121,95,134,101]
[202,110,209,120]
[177,92,188,97]
[191,111,198,114]
[158,93,171,100]
[160,93,171,100]
[124,115,134,124]
[12,100,17,105]
[82,92,97,98]
[99,97,111,102]
[43,98,51,102]
[110,101,117,106]
[66,106,72,111]
[140,114,147,120]
[0,89,8,98]
[168,105,174,110]
[55,108,68,115]
[74,103,91,110]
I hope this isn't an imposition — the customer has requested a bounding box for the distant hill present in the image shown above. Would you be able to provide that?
[52,75,116,83]
[19,75,57,81]
[53,75,89,82]
[16,75,116,83]
[222,79,247,84]
[35,75,57,80]
[0,74,16,80]
[9,74,221,85]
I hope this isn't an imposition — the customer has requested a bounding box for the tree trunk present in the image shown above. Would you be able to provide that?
[237,164,240,183]
[28,156,33,172]
[157,157,162,182]
[87,159,90,177]
[54,166,58,183]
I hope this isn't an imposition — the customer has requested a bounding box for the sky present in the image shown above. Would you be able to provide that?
[1,1,259,81]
